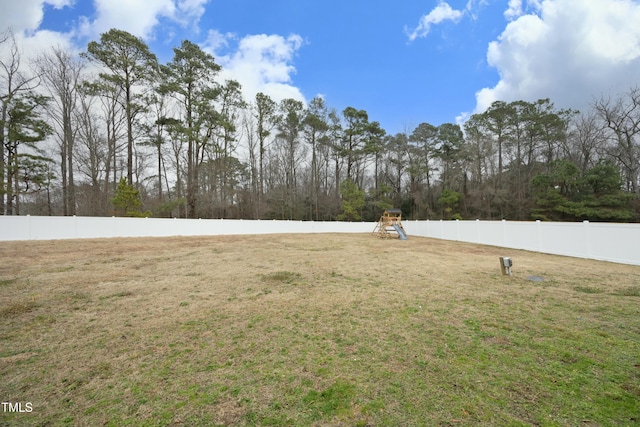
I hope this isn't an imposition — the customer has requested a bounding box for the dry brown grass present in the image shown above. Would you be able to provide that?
[1,233,639,426]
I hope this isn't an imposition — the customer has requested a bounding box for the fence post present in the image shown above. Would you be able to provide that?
[536,220,542,252]
[583,220,591,258]
[502,219,507,246]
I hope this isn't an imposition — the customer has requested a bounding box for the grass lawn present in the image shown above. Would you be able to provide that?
[0,233,639,426]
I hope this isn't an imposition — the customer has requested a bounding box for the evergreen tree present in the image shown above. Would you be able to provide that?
[337,178,365,221]
[532,160,634,222]
[160,40,222,218]
[110,177,148,217]
[85,29,158,186]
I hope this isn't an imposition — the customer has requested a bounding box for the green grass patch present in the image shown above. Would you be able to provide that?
[0,277,18,286]
[302,381,355,421]
[574,285,604,294]
[0,300,39,317]
[613,286,640,297]
[98,290,134,300]
[260,270,303,284]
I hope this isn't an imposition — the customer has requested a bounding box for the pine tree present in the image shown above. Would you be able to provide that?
[110,177,148,217]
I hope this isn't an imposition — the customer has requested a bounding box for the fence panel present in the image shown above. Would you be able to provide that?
[0,216,376,241]
[587,222,639,265]
[407,219,640,266]
[1,216,638,265]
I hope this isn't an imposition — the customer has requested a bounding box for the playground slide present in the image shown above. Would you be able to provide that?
[393,224,408,240]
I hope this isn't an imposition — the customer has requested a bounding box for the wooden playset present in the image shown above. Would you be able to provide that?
[372,209,407,240]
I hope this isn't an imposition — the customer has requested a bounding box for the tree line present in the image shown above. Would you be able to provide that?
[1,28,639,222]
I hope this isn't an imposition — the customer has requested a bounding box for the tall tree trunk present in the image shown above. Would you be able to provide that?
[157,142,162,201]
[66,113,76,215]
[0,104,6,215]
[6,144,15,215]
[187,137,195,218]
[61,135,68,215]
[126,83,134,186]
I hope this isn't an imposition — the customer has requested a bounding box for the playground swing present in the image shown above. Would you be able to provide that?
[372,209,408,240]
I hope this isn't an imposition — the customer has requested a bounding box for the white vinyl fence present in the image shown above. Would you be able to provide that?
[1,216,638,266]
[0,215,374,241]
[407,219,640,266]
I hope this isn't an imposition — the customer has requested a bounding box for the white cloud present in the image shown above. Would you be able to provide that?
[0,0,76,67]
[406,2,464,41]
[204,29,235,52]
[504,0,523,19]
[473,0,640,115]
[1,0,306,109]
[174,0,208,26]
[77,0,209,40]
[504,0,543,20]
[0,0,211,72]
[464,0,490,20]
[0,0,73,35]
[15,28,76,56]
[211,33,306,105]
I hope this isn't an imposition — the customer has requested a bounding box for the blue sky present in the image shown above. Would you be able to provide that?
[3,0,640,134]
[201,0,504,130]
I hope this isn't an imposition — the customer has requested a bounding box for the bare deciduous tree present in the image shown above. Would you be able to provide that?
[0,30,41,214]
[36,47,85,215]
[593,87,640,194]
